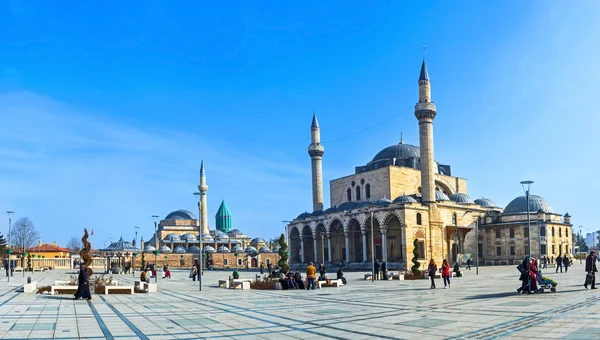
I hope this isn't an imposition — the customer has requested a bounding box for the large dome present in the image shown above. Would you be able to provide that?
[504,195,555,214]
[372,143,420,163]
[165,210,197,220]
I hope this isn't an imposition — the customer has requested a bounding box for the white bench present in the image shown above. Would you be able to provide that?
[24,282,38,293]
[134,281,156,292]
[391,273,405,280]
[105,285,134,294]
[317,279,342,288]
[51,286,78,295]
[218,279,230,288]
[232,279,251,290]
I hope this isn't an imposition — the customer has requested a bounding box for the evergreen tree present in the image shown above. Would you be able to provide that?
[0,232,6,254]
[411,239,421,275]
[277,234,289,274]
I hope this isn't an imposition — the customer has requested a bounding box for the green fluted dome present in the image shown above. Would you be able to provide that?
[215,200,233,233]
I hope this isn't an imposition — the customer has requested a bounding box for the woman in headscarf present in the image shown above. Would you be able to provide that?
[74,264,92,300]
[428,259,437,289]
[517,256,531,294]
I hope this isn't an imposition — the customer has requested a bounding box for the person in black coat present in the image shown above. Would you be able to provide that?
[556,255,563,273]
[381,261,388,280]
[563,256,570,273]
[374,260,380,280]
[517,256,531,294]
[584,250,598,289]
[74,265,92,300]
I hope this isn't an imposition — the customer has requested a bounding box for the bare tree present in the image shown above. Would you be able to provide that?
[67,237,82,251]
[11,217,40,253]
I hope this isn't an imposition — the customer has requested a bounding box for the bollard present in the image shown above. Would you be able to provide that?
[27,277,31,284]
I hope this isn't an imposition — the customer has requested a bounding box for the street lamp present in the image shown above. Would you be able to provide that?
[578,226,583,264]
[152,215,160,283]
[194,192,203,291]
[132,253,138,277]
[520,181,534,257]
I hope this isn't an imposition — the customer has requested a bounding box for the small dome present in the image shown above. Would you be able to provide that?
[449,193,475,204]
[173,246,187,253]
[503,195,555,214]
[181,233,197,242]
[393,195,418,204]
[231,245,244,253]
[165,210,197,220]
[435,191,450,201]
[215,232,229,243]
[374,198,392,207]
[258,246,271,253]
[311,210,324,217]
[337,202,358,211]
[227,229,246,238]
[209,229,218,236]
[244,246,257,253]
[251,238,266,247]
[201,233,214,242]
[202,245,215,253]
[164,233,181,242]
[356,201,374,209]
[144,245,156,252]
[187,246,201,253]
[158,246,172,253]
[273,245,281,252]
[217,245,230,252]
[474,198,496,208]
[323,207,338,214]
[297,212,311,219]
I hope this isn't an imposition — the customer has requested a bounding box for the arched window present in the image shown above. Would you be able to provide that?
[452,213,457,226]
[365,184,371,199]
[347,189,352,202]
[540,226,546,237]
[416,213,422,225]
[356,186,361,200]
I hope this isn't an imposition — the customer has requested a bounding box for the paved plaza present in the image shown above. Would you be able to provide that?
[0,263,598,339]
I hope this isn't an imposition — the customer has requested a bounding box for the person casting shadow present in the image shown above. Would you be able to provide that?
[74,264,92,300]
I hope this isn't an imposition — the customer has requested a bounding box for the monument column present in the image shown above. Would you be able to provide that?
[381,225,388,263]
[300,239,305,263]
[313,234,318,264]
[362,230,367,262]
[327,233,332,264]
[344,231,350,263]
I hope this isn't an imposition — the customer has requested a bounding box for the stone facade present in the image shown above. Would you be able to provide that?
[208,253,280,270]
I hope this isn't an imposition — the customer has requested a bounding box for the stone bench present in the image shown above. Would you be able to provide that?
[105,285,134,294]
[24,282,38,293]
[134,281,157,292]
[391,273,405,280]
[317,279,342,288]
[232,279,251,290]
[218,279,230,288]
[51,286,78,295]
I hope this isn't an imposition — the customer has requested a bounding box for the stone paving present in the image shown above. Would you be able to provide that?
[0,263,598,339]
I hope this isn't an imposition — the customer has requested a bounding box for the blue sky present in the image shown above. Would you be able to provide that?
[1,1,599,247]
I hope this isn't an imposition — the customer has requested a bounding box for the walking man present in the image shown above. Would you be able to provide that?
[306,262,316,290]
[466,257,472,270]
[584,250,597,289]
[374,260,380,280]
[556,254,563,273]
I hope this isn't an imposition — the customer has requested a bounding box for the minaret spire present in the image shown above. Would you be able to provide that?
[308,112,325,211]
[198,160,209,234]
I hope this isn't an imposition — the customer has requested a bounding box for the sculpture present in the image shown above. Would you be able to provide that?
[80,228,93,277]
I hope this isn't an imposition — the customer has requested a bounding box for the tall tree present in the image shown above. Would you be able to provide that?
[10,217,40,253]
[0,232,6,254]
[67,237,82,251]
[277,234,289,274]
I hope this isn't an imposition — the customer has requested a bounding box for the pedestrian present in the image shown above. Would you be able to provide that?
[584,250,598,289]
[374,260,380,280]
[306,262,317,290]
[542,256,547,269]
[563,256,570,273]
[428,259,437,289]
[441,259,451,288]
[267,262,272,277]
[165,265,171,279]
[530,257,539,292]
[190,266,197,281]
[517,256,532,294]
[466,257,472,270]
[556,254,563,273]
[382,261,388,280]
[3,259,8,277]
[260,262,264,274]
[74,264,92,300]
[318,263,327,281]
[10,263,14,276]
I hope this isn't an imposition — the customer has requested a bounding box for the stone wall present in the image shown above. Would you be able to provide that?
[208,253,280,270]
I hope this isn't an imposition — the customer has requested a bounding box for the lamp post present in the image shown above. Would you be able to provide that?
[132,253,138,277]
[152,215,160,283]
[22,252,27,277]
[6,211,14,282]
[520,181,534,257]
[578,226,583,264]
[194,192,203,291]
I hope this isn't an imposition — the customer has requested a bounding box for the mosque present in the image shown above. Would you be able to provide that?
[101,162,280,271]
[287,60,573,269]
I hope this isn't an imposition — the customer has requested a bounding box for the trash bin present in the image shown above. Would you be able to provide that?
[27,277,31,284]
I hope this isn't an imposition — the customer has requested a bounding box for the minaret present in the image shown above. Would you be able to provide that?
[198,160,210,234]
[414,60,437,206]
[308,113,325,211]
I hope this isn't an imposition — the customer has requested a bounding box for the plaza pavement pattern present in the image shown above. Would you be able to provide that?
[0,263,598,339]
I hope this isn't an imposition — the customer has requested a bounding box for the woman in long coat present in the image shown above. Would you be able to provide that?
[74,264,92,300]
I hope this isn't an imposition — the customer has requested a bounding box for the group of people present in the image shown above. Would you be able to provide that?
[2,259,15,277]
[373,260,388,280]
[517,256,543,294]
[427,259,453,289]
[554,254,572,273]
[278,270,306,289]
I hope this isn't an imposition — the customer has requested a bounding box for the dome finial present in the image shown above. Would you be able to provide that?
[400,132,404,144]
[311,111,319,128]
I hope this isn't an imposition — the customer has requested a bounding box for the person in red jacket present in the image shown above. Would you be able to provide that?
[441,259,451,288]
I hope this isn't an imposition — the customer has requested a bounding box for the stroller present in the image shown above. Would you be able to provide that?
[535,270,557,293]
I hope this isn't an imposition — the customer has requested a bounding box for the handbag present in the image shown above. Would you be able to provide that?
[585,273,594,286]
